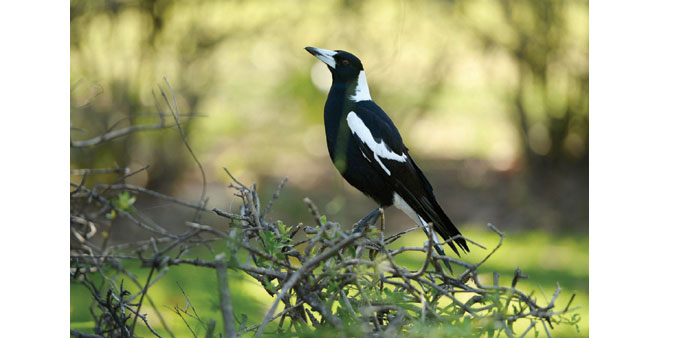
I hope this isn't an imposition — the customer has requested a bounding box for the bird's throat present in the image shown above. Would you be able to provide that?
[323,71,372,170]
[324,83,351,167]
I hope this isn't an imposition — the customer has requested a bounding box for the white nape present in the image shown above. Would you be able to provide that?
[350,71,372,102]
[347,111,407,175]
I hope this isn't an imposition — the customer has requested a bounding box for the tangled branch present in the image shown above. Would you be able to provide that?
[71,170,579,337]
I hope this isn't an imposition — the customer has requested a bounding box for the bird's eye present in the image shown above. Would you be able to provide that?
[341,59,350,66]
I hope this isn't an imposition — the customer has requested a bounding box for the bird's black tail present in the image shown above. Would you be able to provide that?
[421,197,470,256]
[396,186,470,256]
[398,159,470,256]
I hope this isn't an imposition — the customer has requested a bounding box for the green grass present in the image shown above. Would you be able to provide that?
[390,226,588,337]
[70,227,588,337]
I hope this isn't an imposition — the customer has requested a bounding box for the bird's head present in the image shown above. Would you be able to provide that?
[305,47,364,80]
[305,46,371,101]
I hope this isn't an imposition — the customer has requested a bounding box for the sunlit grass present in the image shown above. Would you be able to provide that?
[390,226,588,337]
[71,227,587,337]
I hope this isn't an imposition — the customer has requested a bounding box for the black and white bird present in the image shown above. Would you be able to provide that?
[305,46,470,260]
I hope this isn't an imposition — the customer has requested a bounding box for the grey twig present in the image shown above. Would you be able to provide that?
[70,123,172,147]
[303,197,323,227]
[261,176,288,219]
[71,167,131,176]
[94,183,209,211]
[254,231,365,337]
[158,77,207,221]
[215,253,237,338]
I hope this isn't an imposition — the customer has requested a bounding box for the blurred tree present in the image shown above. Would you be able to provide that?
[459,0,588,181]
[70,0,588,230]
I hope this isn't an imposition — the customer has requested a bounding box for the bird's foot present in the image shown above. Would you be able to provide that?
[353,207,383,234]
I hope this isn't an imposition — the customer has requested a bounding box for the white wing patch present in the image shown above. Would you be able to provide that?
[350,71,372,102]
[346,111,407,175]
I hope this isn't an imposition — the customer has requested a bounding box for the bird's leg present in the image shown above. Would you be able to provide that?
[379,210,385,233]
[353,207,384,233]
[422,226,453,273]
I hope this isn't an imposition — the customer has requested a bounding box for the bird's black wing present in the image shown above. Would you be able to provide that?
[348,101,469,254]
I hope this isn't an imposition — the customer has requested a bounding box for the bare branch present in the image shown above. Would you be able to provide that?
[70,123,171,147]
[254,231,365,337]
[215,253,237,338]
[262,176,288,219]
[158,77,207,221]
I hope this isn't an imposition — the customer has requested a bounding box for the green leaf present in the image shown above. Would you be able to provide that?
[383,288,393,298]
[277,220,289,236]
[112,191,136,214]
[262,278,276,292]
[347,246,356,258]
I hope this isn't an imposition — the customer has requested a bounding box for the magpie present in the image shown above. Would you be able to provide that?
[305,46,470,261]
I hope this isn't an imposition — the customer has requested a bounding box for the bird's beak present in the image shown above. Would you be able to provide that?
[305,46,337,69]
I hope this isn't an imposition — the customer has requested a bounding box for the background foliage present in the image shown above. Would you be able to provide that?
[70,0,588,336]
